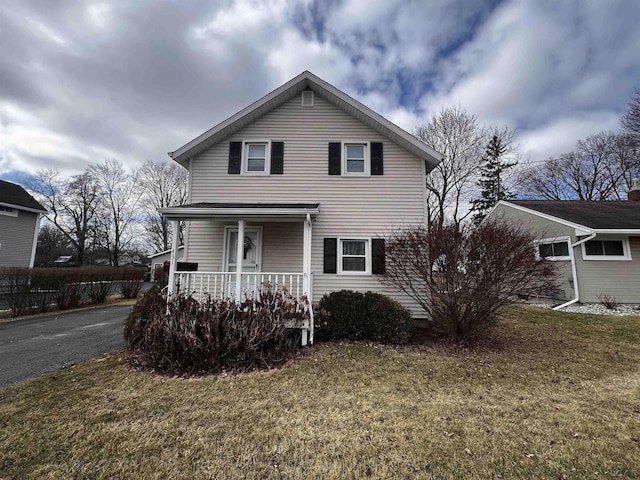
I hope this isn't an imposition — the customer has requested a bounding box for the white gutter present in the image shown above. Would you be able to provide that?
[552,232,597,310]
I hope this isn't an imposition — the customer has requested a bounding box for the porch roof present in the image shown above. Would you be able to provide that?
[159,202,319,221]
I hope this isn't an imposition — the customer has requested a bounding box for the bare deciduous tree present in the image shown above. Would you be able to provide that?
[381,221,558,341]
[29,170,100,265]
[622,88,640,143]
[517,131,639,200]
[137,160,188,252]
[90,159,143,266]
[414,106,517,227]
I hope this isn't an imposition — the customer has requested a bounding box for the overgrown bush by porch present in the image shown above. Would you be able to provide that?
[125,286,307,375]
[315,290,413,344]
[0,266,145,317]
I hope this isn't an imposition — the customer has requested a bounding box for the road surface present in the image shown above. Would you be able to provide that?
[0,304,132,388]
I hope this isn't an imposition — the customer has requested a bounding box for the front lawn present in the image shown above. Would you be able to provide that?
[0,306,639,479]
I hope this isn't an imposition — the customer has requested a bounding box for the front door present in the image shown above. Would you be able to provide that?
[225,227,262,272]
[224,227,262,298]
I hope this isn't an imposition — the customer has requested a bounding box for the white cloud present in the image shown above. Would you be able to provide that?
[518,111,621,162]
[0,0,639,179]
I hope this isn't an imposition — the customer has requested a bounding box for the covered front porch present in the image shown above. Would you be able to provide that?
[159,203,318,345]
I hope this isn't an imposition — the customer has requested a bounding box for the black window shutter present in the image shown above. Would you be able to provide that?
[228,142,242,174]
[323,238,337,273]
[371,238,385,274]
[271,141,284,174]
[371,142,383,175]
[328,143,341,175]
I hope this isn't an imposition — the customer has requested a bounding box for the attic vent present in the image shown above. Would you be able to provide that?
[301,90,314,107]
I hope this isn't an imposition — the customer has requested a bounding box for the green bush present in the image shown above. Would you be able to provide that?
[124,285,162,343]
[125,285,306,375]
[315,290,413,344]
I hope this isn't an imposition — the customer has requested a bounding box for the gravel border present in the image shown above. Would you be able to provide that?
[529,302,640,316]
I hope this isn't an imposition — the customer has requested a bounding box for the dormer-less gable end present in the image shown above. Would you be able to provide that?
[168,71,443,172]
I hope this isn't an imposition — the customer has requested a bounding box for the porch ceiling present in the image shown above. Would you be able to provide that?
[159,202,319,221]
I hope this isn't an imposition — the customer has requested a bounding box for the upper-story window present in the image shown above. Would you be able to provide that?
[228,140,283,175]
[343,142,370,175]
[328,141,382,176]
[243,141,270,174]
[582,238,630,260]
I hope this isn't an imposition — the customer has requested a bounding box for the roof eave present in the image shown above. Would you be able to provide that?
[0,201,47,214]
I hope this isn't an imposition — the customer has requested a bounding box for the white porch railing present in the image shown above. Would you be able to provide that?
[174,271,308,302]
[173,271,314,345]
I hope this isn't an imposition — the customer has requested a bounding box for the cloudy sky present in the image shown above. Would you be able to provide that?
[1,0,639,182]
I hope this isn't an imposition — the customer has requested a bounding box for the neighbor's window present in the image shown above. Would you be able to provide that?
[538,241,569,260]
[244,142,268,173]
[340,239,369,273]
[343,143,368,175]
[583,239,627,259]
[0,205,17,217]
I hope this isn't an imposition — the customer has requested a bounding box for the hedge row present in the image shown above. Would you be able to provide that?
[0,266,145,316]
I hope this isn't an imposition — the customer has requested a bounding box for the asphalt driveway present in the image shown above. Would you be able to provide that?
[0,304,132,388]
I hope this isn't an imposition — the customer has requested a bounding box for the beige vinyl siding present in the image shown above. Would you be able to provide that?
[576,236,640,304]
[186,92,426,315]
[490,204,574,301]
[0,210,38,267]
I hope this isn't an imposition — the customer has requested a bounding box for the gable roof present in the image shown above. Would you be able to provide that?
[508,200,640,231]
[0,179,47,213]
[168,71,443,171]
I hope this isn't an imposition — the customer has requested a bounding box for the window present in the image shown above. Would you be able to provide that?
[535,237,570,261]
[243,141,269,174]
[343,142,370,175]
[339,238,369,274]
[538,240,569,260]
[0,205,17,217]
[582,238,630,260]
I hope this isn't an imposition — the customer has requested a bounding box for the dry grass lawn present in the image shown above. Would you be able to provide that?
[0,306,639,479]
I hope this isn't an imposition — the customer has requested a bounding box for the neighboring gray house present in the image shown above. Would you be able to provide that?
[0,180,47,268]
[486,186,640,307]
[149,246,184,282]
[159,71,443,344]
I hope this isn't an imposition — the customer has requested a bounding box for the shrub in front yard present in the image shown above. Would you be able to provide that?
[315,290,413,344]
[382,221,559,341]
[125,285,306,375]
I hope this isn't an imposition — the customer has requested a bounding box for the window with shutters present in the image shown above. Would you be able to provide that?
[242,141,270,174]
[339,238,370,274]
[342,142,370,176]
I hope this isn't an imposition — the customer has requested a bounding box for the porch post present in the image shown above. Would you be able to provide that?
[303,214,312,298]
[167,220,180,297]
[235,219,245,301]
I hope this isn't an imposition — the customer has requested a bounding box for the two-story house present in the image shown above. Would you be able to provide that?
[0,179,47,268]
[160,71,443,344]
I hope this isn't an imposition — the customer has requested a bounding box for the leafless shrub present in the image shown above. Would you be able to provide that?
[381,221,559,341]
[598,294,619,310]
[126,284,307,375]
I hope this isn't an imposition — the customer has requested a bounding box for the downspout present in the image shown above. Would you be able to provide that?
[552,232,596,310]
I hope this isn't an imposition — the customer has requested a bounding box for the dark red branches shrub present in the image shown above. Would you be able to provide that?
[381,221,559,341]
[125,285,307,375]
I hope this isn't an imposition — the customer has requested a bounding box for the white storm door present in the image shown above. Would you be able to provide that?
[224,227,262,273]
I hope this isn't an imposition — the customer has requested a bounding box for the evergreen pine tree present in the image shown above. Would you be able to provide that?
[471,135,517,224]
